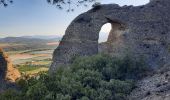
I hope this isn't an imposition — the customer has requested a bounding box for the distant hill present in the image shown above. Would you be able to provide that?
[21,35,62,41]
[0,36,62,51]
[0,36,62,44]
[0,37,47,44]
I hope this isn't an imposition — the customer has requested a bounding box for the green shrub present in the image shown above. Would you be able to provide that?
[26,82,49,100]
[0,54,149,100]
[0,89,22,100]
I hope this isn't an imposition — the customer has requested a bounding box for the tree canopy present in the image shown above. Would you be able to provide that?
[48,0,97,12]
[0,54,150,100]
[0,0,97,11]
[0,0,13,7]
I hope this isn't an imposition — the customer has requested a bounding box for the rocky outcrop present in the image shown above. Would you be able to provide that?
[50,0,170,72]
[129,64,170,100]
[0,49,8,91]
[0,48,20,91]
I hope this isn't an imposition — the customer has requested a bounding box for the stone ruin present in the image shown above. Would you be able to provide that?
[50,0,170,72]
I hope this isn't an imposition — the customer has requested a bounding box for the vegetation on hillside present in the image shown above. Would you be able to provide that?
[0,54,150,100]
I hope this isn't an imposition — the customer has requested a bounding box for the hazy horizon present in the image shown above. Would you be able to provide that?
[0,34,62,38]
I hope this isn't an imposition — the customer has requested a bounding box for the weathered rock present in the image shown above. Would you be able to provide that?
[0,49,8,91]
[50,0,170,72]
[0,48,21,91]
[129,64,170,100]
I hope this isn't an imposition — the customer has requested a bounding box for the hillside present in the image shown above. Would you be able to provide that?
[21,35,61,41]
[0,36,61,52]
[129,65,170,100]
[0,36,61,44]
[1,0,170,100]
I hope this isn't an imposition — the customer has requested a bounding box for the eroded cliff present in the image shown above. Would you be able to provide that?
[0,48,20,91]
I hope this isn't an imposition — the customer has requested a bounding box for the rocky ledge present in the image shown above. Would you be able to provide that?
[0,48,21,92]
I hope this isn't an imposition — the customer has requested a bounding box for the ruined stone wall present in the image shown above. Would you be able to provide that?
[50,0,170,72]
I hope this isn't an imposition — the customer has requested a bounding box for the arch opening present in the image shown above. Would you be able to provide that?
[98,21,127,53]
[98,23,111,43]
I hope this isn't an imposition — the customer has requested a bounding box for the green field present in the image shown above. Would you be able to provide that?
[2,46,54,76]
[10,49,53,75]
[0,37,59,76]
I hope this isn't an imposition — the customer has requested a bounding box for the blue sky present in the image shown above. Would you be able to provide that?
[0,0,149,38]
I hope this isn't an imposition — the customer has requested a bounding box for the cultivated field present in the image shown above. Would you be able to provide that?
[7,49,54,75]
[0,37,59,76]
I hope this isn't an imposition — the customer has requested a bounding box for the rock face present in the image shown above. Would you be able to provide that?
[0,49,7,82]
[129,64,170,100]
[0,48,21,91]
[50,0,170,72]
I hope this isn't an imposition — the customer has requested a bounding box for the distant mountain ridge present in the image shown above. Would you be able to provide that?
[0,37,48,44]
[0,35,62,44]
[0,36,61,51]
[20,35,62,40]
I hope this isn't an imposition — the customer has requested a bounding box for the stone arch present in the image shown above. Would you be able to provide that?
[50,0,170,72]
[50,13,128,72]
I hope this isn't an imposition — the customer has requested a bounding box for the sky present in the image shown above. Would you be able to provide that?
[0,0,150,38]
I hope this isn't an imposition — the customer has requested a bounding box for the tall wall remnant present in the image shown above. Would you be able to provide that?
[50,0,170,72]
